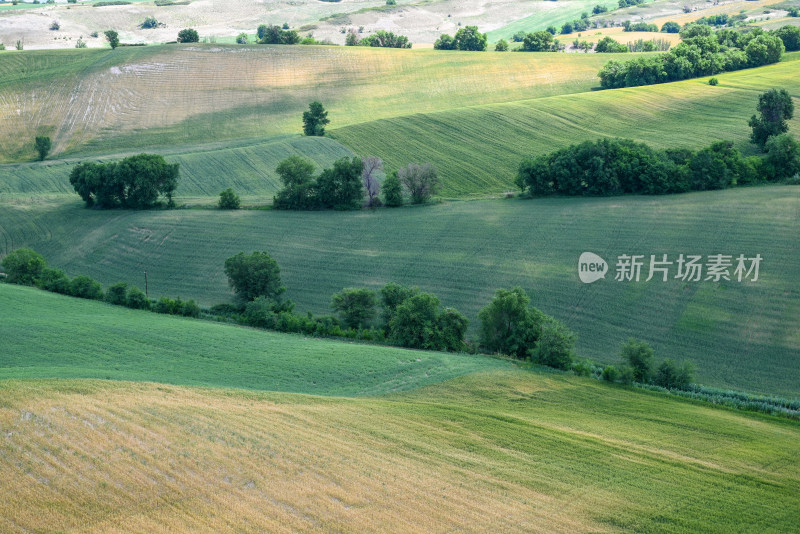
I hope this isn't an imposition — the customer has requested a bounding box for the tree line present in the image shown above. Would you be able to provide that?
[599,25,796,88]
[516,89,798,197]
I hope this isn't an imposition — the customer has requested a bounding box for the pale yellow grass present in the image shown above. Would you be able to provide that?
[558,27,683,46]
[651,0,788,27]
[0,45,609,159]
[0,380,598,533]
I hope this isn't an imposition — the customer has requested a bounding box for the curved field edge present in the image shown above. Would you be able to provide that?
[330,54,800,198]
[0,375,798,532]
[1,187,797,397]
[0,284,511,396]
[0,45,611,163]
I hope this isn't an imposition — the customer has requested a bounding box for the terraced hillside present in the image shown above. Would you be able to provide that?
[0,287,797,533]
[2,187,798,396]
[0,45,610,162]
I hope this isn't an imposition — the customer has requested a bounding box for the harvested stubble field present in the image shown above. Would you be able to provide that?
[0,44,610,162]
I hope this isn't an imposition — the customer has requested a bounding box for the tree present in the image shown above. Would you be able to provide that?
[744,33,784,67]
[273,155,317,209]
[397,162,439,204]
[177,28,199,43]
[50,20,60,31]
[236,33,248,44]
[69,275,104,300]
[521,31,554,52]
[595,36,628,53]
[653,359,695,389]
[140,16,160,29]
[259,25,300,44]
[494,39,509,52]
[316,156,364,210]
[389,292,467,351]
[433,34,456,50]
[223,251,285,305]
[749,88,794,148]
[362,156,383,207]
[345,30,359,46]
[218,188,241,209]
[478,287,544,358]
[774,25,800,52]
[105,282,128,305]
[1,248,46,285]
[380,282,418,325]
[302,101,330,136]
[257,24,268,40]
[382,172,403,207]
[36,267,69,294]
[104,30,119,49]
[69,154,179,209]
[620,338,654,383]
[763,133,800,181]
[126,286,150,309]
[359,30,411,48]
[34,136,51,161]
[660,21,681,33]
[531,318,576,370]
[331,288,377,329]
[454,26,487,51]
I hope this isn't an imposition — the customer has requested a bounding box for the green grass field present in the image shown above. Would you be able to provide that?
[2,187,798,396]
[0,283,511,395]
[0,45,610,163]
[331,54,800,197]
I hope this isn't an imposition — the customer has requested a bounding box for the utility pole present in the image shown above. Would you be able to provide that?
[144,271,148,297]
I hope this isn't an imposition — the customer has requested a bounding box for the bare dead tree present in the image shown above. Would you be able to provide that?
[362,156,383,208]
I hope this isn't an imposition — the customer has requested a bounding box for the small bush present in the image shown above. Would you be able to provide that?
[69,275,104,300]
[601,365,619,382]
[105,282,128,305]
[494,39,508,51]
[177,28,199,43]
[126,286,150,309]
[2,248,46,285]
[709,77,719,86]
[50,20,60,31]
[36,267,70,294]
[218,188,241,209]
[75,39,87,48]
[621,338,654,383]
[653,359,695,389]
[236,33,248,44]
[140,17,161,29]
[531,318,576,370]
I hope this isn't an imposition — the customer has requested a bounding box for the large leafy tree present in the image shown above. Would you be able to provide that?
[331,288,378,329]
[273,155,317,209]
[316,156,363,210]
[34,136,51,160]
[478,287,544,358]
[454,26,488,51]
[749,88,794,149]
[223,251,285,306]
[302,101,330,136]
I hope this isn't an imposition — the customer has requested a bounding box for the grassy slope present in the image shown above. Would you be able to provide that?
[0,374,797,532]
[2,187,798,396]
[0,45,610,162]
[0,284,510,395]
[331,54,800,198]
[0,135,355,202]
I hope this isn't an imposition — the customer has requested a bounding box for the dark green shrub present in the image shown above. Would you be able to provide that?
[708,77,718,85]
[218,188,241,209]
[331,288,377,329]
[601,365,619,382]
[69,275,104,300]
[36,267,70,294]
[478,287,544,358]
[125,286,150,309]
[2,248,46,285]
[105,282,128,305]
[382,172,404,207]
[177,28,199,43]
[653,359,695,389]
[531,318,576,370]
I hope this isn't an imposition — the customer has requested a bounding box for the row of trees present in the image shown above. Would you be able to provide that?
[69,153,180,209]
[599,25,793,88]
[434,26,488,51]
[222,250,578,362]
[345,30,411,48]
[517,89,798,197]
[1,247,697,390]
[272,155,440,210]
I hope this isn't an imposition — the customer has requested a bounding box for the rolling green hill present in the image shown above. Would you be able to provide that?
[2,187,798,396]
[331,54,800,198]
[0,284,510,395]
